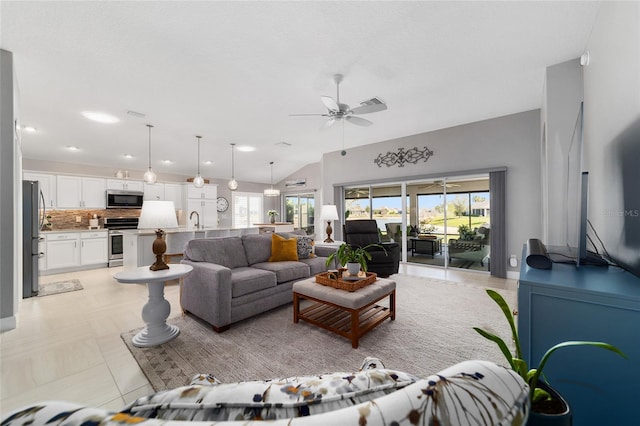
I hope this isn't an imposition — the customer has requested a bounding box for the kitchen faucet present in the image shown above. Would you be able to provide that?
[189,211,200,229]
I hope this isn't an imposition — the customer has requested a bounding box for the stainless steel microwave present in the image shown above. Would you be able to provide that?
[106,189,144,209]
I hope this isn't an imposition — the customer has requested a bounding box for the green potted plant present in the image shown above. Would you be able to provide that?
[325,243,385,275]
[457,224,476,240]
[474,289,626,425]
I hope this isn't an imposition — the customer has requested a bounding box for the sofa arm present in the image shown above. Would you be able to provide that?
[180,260,233,330]
[314,245,337,258]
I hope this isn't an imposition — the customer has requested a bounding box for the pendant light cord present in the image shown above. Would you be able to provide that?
[270,161,274,189]
[196,136,201,175]
[231,144,235,178]
[147,124,153,169]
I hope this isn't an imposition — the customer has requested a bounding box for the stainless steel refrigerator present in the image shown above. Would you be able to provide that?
[23,180,43,298]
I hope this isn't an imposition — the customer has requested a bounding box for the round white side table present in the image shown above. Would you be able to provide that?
[113,264,193,347]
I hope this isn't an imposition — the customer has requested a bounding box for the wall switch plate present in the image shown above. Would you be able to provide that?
[76,216,82,223]
[509,254,518,267]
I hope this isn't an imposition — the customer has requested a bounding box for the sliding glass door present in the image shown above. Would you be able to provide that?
[284,193,315,234]
[344,175,492,273]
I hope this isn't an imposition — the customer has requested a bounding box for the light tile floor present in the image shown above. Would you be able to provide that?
[0,264,515,416]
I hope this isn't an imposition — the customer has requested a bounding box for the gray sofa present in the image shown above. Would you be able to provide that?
[180,233,336,332]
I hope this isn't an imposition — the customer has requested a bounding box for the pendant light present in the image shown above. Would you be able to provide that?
[192,135,204,188]
[227,143,238,191]
[264,161,280,197]
[143,124,157,184]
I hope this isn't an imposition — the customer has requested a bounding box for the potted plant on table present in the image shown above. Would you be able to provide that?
[474,289,626,425]
[267,210,278,224]
[325,243,385,276]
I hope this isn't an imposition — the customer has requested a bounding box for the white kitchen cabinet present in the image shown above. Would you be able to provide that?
[46,232,80,270]
[123,232,156,268]
[23,171,57,209]
[186,199,218,229]
[56,176,82,208]
[107,179,144,192]
[38,237,47,271]
[183,183,217,229]
[144,182,165,201]
[186,184,217,200]
[80,231,108,265]
[164,183,183,210]
[81,177,106,208]
[56,176,106,208]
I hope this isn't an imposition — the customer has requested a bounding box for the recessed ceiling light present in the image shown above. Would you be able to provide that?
[81,111,119,124]
[203,160,213,165]
[236,145,256,152]
[66,145,80,151]
[123,154,133,159]
[162,160,173,164]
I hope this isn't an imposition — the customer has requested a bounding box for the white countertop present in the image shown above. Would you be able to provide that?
[122,227,258,236]
[41,228,107,234]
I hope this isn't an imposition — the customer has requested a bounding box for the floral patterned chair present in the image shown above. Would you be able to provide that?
[2,358,529,426]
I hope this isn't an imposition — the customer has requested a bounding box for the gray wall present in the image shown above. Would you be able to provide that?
[583,1,640,275]
[320,109,541,273]
[541,59,584,246]
[1,49,17,330]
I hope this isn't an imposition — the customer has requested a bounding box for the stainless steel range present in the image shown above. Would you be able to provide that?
[104,217,139,267]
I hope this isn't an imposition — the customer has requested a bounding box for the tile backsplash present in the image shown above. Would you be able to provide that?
[42,208,140,231]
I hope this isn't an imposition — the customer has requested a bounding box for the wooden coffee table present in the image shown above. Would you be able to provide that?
[292,277,396,348]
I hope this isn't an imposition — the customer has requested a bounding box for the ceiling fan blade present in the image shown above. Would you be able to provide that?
[321,96,340,113]
[289,113,329,116]
[345,116,373,127]
[350,97,387,114]
[320,117,336,130]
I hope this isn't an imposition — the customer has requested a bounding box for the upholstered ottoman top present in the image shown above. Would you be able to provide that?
[293,277,395,309]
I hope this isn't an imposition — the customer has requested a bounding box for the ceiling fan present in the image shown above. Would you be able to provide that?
[419,181,462,190]
[290,74,387,129]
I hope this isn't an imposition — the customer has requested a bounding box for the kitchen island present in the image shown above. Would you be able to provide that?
[123,227,259,268]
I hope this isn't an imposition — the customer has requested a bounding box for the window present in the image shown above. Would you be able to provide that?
[232,192,263,228]
[285,193,315,234]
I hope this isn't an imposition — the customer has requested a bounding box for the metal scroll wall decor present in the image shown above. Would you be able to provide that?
[374,146,434,168]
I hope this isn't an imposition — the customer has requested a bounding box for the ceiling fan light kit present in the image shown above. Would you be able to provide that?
[192,135,204,188]
[143,124,157,184]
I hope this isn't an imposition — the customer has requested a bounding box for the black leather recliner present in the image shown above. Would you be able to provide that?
[343,220,400,278]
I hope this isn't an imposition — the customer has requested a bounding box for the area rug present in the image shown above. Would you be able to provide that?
[121,274,515,391]
[38,279,83,297]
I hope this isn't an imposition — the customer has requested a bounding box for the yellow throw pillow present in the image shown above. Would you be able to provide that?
[269,233,299,262]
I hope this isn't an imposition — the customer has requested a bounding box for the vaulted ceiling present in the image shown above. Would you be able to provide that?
[1,1,599,184]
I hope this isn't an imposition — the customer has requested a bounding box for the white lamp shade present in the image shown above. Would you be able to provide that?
[264,188,280,197]
[320,205,339,221]
[138,201,179,229]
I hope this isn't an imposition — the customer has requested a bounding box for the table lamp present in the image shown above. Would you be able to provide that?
[320,204,339,243]
[138,200,179,271]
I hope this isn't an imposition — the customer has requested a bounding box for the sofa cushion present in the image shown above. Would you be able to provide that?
[295,235,315,259]
[252,261,309,284]
[230,267,277,298]
[298,256,328,275]
[242,234,273,265]
[184,237,248,269]
[268,234,299,262]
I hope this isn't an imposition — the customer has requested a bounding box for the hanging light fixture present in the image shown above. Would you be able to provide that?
[227,143,238,191]
[192,135,204,188]
[143,124,157,184]
[264,161,280,197]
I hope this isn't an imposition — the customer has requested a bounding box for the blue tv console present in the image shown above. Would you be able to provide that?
[518,246,640,425]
